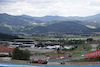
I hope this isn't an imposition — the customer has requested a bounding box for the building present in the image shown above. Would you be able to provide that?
[0,45,14,56]
[0,45,14,52]
[40,38,67,41]
[68,38,100,41]
[42,41,60,46]
[0,41,14,45]
[41,42,60,49]
[64,46,74,49]
[68,38,87,41]
[14,39,37,48]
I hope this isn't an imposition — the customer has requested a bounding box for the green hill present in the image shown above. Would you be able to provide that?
[0,13,100,34]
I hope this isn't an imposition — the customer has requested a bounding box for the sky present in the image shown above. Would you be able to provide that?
[0,0,100,17]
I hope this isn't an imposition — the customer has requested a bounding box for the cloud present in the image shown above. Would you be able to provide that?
[0,0,100,17]
[89,0,100,6]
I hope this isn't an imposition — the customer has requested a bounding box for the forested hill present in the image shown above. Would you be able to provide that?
[0,13,100,34]
[23,21,90,34]
[0,13,43,34]
[0,33,21,41]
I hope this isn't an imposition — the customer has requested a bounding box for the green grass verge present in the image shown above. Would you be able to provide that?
[29,50,44,54]
[72,52,82,55]
[62,44,92,55]
[98,45,100,50]
[48,53,66,55]
[76,44,91,51]
[86,44,92,51]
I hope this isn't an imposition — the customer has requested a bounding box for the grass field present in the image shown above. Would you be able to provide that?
[19,35,100,39]
[48,53,66,55]
[61,44,92,55]
[72,52,84,55]
[62,44,91,52]
[19,35,55,39]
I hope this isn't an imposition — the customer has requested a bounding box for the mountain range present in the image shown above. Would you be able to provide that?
[0,13,100,34]
[21,13,100,23]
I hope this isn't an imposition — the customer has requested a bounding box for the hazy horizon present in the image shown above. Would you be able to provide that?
[0,12,100,17]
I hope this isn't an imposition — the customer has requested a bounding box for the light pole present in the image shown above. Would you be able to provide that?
[84,41,87,51]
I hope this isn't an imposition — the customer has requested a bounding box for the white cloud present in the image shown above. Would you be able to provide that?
[0,0,100,17]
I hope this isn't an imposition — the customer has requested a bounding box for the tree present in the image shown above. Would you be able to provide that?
[87,38,93,41]
[22,49,30,60]
[60,44,64,48]
[9,52,12,57]
[12,47,30,60]
[57,48,60,53]
[37,42,44,47]
[12,47,20,59]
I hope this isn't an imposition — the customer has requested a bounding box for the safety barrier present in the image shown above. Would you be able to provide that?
[65,61,100,65]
